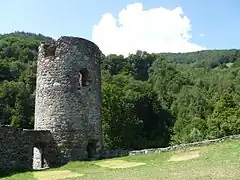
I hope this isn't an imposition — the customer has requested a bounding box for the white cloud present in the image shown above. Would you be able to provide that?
[199,33,205,37]
[92,3,206,56]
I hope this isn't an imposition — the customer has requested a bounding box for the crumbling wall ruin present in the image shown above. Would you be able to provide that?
[34,36,103,167]
[0,36,103,173]
[0,126,54,173]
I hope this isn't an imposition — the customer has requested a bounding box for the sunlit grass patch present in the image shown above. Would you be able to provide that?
[4,139,240,180]
[33,170,84,180]
[168,150,200,162]
[95,159,146,169]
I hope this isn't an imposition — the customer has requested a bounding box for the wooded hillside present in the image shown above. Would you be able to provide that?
[1,32,239,149]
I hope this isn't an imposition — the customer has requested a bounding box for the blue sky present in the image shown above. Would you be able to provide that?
[1,0,240,55]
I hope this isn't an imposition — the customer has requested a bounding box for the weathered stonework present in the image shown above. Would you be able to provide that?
[34,36,103,168]
[0,36,103,173]
[1,36,240,175]
[0,126,54,173]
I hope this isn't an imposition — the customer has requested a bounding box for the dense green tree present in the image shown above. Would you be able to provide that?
[149,57,190,109]
[207,92,239,139]
[0,31,240,150]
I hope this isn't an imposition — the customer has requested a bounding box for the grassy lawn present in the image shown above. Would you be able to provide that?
[3,139,240,180]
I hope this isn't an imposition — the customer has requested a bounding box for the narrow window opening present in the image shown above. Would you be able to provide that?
[75,68,92,89]
[79,69,88,86]
[43,43,56,57]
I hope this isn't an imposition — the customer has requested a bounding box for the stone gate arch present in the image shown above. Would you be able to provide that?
[32,142,49,170]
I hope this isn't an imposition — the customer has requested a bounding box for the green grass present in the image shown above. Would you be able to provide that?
[3,139,240,180]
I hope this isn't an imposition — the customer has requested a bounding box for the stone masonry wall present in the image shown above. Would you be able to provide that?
[0,126,52,173]
[34,36,103,166]
[0,125,239,173]
[101,134,240,158]
[128,134,240,156]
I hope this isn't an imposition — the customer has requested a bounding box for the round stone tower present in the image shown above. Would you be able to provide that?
[34,36,103,168]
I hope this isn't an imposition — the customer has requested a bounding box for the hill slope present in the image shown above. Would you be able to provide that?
[160,49,240,68]
[0,32,240,150]
[4,139,240,180]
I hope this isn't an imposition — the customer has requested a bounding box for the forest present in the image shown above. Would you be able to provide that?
[0,32,240,150]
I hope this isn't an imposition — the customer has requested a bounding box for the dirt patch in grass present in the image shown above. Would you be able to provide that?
[33,170,84,180]
[168,150,200,162]
[95,159,146,169]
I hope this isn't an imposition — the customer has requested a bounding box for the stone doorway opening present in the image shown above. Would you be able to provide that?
[87,140,98,159]
[33,143,48,170]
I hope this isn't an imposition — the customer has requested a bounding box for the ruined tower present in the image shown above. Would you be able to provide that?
[33,36,103,168]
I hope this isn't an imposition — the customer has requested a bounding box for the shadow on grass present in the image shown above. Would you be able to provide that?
[0,169,29,179]
[0,150,130,179]
[0,163,67,179]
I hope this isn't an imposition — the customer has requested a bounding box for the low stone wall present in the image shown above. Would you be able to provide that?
[100,149,129,159]
[1,124,239,173]
[101,134,240,158]
[129,134,240,155]
[0,126,52,173]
